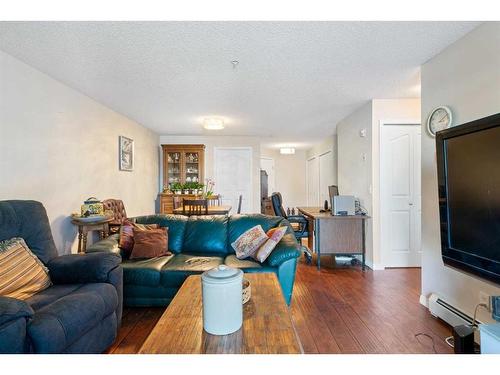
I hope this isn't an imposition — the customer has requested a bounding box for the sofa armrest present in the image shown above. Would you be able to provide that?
[47,252,121,284]
[287,215,308,224]
[85,234,122,256]
[266,233,302,267]
[0,296,34,326]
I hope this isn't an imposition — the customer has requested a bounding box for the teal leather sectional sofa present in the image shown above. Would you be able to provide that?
[87,214,302,306]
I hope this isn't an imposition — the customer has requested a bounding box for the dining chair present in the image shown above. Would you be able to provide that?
[173,196,183,209]
[206,195,221,206]
[182,199,209,216]
[237,194,243,214]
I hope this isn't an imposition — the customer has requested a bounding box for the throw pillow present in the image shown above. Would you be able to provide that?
[129,227,170,259]
[0,237,52,300]
[231,225,269,259]
[253,226,288,263]
[119,220,159,257]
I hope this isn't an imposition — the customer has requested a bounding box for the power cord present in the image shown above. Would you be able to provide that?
[414,333,438,354]
[472,302,488,329]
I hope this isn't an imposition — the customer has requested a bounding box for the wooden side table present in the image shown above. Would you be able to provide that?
[71,218,112,253]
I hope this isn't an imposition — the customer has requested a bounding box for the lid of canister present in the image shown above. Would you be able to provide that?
[201,265,243,284]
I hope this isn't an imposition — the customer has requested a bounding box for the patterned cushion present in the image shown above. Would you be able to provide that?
[0,237,51,300]
[119,220,159,257]
[253,226,288,263]
[231,225,268,259]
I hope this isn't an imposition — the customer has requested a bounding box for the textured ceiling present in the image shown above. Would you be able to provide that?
[0,21,480,147]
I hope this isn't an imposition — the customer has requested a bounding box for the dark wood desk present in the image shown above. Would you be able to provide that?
[297,207,370,270]
[172,205,232,215]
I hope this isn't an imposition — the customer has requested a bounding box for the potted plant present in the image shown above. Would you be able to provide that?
[171,182,183,195]
[196,183,205,195]
[183,182,195,194]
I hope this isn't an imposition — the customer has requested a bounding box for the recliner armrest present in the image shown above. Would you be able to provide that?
[0,296,34,326]
[47,252,121,284]
[85,234,122,256]
[266,233,302,267]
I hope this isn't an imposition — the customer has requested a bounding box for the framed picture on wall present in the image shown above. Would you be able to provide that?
[119,136,134,171]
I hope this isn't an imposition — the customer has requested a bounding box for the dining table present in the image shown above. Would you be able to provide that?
[172,205,232,215]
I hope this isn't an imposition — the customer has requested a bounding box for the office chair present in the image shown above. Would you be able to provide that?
[328,185,339,199]
[270,192,312,263]
[237,194,243,214]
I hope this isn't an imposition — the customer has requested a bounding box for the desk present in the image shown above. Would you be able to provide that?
[297,207,370,270]
[172,205,232,215]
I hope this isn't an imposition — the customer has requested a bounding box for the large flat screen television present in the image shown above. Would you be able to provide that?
[436,113,500,285]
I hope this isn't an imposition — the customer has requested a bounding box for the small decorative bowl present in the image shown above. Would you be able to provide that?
[242,279,251,304]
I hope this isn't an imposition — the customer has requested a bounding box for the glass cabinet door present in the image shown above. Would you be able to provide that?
[167,152,181,185]
[184,151,200,183]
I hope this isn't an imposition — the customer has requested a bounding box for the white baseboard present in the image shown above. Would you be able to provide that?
[363,260,385,270]
[419,294,428,308]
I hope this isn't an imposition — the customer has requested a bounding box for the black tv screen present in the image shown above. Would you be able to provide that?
[436,113,500,284]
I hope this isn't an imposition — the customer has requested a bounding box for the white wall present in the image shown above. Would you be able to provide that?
[260,147,307,210]
[306,135,337,161]
[421,22,500,323]
[337,101,374,264]
[159,135,261,213]
[0,50,160,254]
[336,99,421,268]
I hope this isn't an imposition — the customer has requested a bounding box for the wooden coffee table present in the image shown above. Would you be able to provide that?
[139,273,303,354]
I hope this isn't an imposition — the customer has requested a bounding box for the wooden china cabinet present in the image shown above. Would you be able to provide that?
[159,144,205,214]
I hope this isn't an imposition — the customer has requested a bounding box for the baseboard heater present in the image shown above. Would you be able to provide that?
[428,293,475,327]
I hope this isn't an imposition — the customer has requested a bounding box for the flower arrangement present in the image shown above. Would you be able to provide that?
[204,178,215,197]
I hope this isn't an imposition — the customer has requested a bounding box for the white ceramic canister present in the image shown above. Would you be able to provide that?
[201,265,243,335]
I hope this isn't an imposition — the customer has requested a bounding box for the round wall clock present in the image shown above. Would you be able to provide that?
[427,106,453,137]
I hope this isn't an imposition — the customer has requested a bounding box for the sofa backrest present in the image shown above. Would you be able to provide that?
[133,213,293,256]
[183,215,228,255]
[0,200,58,264]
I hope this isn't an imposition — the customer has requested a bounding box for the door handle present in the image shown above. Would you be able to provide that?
[409,203,413,206]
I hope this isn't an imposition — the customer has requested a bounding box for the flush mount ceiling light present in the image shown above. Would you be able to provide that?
[203,117,225,130]
[280,147,295,155]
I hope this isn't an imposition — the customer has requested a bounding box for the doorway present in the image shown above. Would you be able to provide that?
[380,123,421,267]
[214,147,253,214]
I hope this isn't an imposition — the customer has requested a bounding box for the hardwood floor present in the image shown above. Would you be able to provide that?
[107,257,453,354]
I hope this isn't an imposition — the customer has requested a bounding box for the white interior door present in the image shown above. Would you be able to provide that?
[319,151,335,207]
[307,157,319,206]
[214,147,252,214]
[381,124,421,267]
[260,157,275,195]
